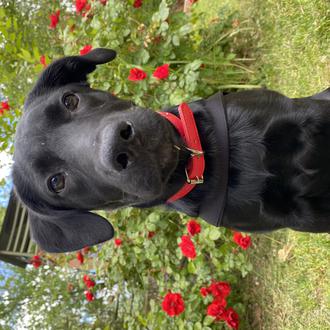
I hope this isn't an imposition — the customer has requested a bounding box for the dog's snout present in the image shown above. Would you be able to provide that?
[101,121,136,172]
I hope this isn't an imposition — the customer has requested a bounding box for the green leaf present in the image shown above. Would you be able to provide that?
[194,322,202,330]
[172,35,180,46]
[159,1,169,21]
[146,222,156,232]
[187,261,196,274]
[190,60,203,71]
[209,228,221,241]
[203,316,215,326]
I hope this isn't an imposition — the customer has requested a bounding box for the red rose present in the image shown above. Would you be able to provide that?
[100,0,107,4]
[76,251,84,264]
[1,101,10,111]
[81,3,92,17]
[233,232,251,250]
[83,274,91,283]
[187,219,201,236]
[85,290,94,302]
[128,68,147,81]
[40,55,47,68]
[76,0,88,13]
[133,0,142,8]
[178,235,196,259]
[49,10,60,29]
[200,287,209,297]
[83,275,96,288]
[161,292,185,317]
[208,281,231,299]
[207,299,227,321]
[114,238,122,246]
[225,307,239,330]
[147,231,155,239]
[80,45,93,55]
[31,255,42,269]
[152,64,169,80]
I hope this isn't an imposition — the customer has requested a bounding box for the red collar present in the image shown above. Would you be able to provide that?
[158,103,205,202]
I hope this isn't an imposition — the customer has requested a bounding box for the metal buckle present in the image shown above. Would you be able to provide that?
[185,146,204,157]
[185,168,204,184]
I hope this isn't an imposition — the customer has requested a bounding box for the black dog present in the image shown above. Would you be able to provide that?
[13,49,330,252]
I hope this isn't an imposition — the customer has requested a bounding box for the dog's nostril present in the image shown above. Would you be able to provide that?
[120,122,133,140]
[116,153,129,170]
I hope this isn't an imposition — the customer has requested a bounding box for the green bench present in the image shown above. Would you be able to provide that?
[0,191,38,268]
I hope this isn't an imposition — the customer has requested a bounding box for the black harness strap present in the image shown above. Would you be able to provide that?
[198,92,229,227]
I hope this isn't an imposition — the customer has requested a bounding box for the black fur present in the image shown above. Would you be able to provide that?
[13,49,330,252]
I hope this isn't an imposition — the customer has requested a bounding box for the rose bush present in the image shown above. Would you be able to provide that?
[0,1,255,328]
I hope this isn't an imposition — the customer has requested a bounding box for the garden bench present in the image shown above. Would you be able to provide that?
[0,191,37,268]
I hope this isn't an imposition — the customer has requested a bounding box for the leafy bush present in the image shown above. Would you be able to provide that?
[0,1,254,329]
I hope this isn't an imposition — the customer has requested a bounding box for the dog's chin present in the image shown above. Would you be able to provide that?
[124,151,181,205]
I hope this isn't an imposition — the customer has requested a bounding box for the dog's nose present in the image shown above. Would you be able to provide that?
[104,121,136,172]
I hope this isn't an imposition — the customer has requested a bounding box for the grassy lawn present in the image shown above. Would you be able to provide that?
[239,1,330,329]
[196,0,330,329]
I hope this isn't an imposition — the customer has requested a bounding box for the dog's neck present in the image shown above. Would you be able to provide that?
[160,93,229,226]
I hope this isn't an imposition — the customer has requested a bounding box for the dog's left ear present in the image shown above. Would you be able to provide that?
[25,48,116,107]
[28,208,115,253]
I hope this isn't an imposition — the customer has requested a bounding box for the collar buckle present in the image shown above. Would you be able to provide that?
[185,168,204,184]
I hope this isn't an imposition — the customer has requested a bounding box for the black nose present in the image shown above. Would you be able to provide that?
[107,121,135,172]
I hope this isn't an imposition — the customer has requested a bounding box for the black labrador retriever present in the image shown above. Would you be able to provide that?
[13,49,330,252]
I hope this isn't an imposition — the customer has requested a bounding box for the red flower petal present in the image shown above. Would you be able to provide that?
[76,0,88,13]
[85,290,94,302]
[128,68,147,81]
[152,64,169,80]
[225,307,240,330]
[187,219,201,236]
[49,11,60,29]
[161,292,185,317]
[80,45,93,55]
[233,232,251,250]
[207,299,227,321]
[76,251,84,264]
[30,255,42,268]
[1,101,10,111]
[114,238,122,246]
[178,235,196,259]
[133,0,142,8]
[200,287,209,297]
[147,231,156,239]
[40,55,47,68]
[207,281,231,299]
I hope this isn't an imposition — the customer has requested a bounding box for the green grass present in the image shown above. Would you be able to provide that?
[244,0,330,96]
[238,1,330,329]
[195,0,330,329]
[243,232,330,329]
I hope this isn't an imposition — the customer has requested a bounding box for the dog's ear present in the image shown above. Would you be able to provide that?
[25,48,116,107]
[28,209,115,253]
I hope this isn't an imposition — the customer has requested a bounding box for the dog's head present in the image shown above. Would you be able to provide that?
[13,48,183,252]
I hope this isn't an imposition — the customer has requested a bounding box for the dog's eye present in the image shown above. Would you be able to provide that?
[62,93,79,111]
[48,173,66,193]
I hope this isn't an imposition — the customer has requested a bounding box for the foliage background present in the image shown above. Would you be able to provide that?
[0,0,253,329]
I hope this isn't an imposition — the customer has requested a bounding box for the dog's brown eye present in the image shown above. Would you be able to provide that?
[62,93,79,111]
[48,173,66,193]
